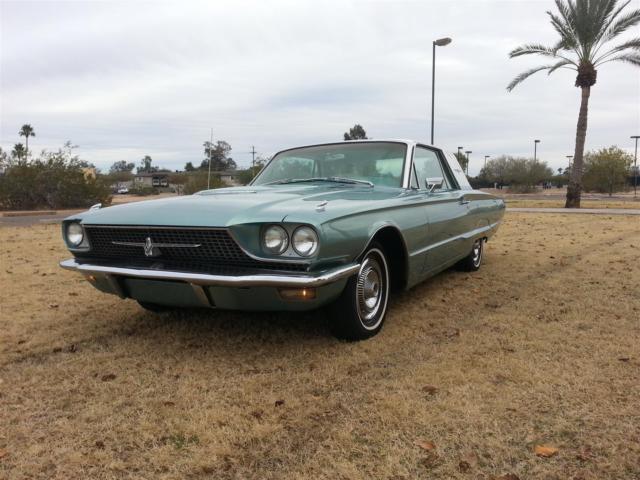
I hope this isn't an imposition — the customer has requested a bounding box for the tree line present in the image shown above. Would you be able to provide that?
[475,146,634,195]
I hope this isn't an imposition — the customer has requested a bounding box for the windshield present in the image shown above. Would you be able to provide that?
[252,142,407,188]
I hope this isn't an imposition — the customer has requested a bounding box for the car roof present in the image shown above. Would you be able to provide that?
[280,139,445,151]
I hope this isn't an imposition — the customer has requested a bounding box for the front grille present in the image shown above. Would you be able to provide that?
[77,226,307,272]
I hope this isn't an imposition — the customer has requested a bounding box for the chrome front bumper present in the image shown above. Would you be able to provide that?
[59,258,360,288]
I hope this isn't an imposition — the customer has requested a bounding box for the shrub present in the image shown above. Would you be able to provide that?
[128,185,159,196]
[0,144,111,210]
[183,171,227,195]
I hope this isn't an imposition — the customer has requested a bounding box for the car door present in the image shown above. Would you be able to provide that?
[411,146,470,274]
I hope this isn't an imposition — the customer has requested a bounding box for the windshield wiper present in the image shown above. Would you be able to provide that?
[265,177,373,187]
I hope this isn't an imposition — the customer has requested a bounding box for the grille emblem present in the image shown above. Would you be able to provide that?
[112,236,202,257]
[144,237,159,257]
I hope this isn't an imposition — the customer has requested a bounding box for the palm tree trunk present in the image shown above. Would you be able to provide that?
[565,86,591,208]
[25,136,29,158]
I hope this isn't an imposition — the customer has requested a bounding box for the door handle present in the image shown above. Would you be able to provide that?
[459,197,470,205]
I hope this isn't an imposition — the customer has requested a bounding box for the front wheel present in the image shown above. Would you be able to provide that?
[328,244,390,341]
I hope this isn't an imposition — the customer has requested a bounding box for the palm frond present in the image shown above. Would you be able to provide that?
[598,53,640,66]
[548,59,576,73]
[509,43,560,58]
[507,64,559,92]
[547,10,581,58]
[595,37,640,64]
[598,0,631,41]
[600,8,640,44]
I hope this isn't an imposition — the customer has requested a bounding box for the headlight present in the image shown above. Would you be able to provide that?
[66,223,84,246]
[292,226,318,256]
[263,225,288,254]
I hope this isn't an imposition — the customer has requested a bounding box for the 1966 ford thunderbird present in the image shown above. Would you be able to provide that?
[60,140,505,340]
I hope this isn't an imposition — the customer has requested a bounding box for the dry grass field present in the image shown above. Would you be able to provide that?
[1,213,639,480]
[505,198,639,209]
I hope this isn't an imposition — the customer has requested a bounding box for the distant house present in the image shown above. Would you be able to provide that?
[134,172,169,187]
[81,167,97,180]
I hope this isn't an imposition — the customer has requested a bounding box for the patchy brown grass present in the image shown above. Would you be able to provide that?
[1,213,639,480]
[505,198,640,209]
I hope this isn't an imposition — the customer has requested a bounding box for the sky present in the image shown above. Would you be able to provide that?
[1,0,639,176]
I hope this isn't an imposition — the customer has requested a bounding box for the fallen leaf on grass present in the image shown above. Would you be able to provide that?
[274,399,285,407]
[617,357,630,362]
[414,440,436,451]
[534,445,559,457]
[458,460,471,472]
[48,303,59,309]
[421,385,438,396]
[101,374,116,382]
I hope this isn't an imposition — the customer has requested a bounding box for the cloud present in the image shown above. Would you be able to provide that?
[1,0,638,175]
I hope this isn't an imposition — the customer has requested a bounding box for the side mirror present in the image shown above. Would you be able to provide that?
[425,177,444,193]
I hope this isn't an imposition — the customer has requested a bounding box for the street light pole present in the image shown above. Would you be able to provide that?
[484,155,490,169]
[534,139,540,161]
[631,136,639,198]
[430,37,452,145]
[465,150,472,175]
[207,128,213,190]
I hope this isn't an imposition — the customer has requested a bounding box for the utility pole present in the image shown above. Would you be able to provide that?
[534,139,540,161]
[207,128,213,190]
[631,136,639,198]
[250,145,256,168]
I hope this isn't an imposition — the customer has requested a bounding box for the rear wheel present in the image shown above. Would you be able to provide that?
[328,244,390,341]
[456,238,484,272]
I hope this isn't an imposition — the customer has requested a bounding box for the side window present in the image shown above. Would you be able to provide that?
[413,147,450,191]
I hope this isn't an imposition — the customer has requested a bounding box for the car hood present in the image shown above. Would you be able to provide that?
[73,184,407,227]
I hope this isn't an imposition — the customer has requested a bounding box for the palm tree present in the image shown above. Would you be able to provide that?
[19,124,35,158]
[507,0,640,207]
[11,143,26,161]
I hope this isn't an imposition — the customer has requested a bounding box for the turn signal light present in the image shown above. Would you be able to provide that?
[278,287,316,301]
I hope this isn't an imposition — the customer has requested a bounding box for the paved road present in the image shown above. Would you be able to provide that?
[508,207,640,215]
[0,211,82,227]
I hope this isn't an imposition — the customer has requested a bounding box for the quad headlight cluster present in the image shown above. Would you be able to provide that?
[64,222,89,250]
[263,224,319,257]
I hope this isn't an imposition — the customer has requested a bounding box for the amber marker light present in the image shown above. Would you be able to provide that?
[278,287,316,301]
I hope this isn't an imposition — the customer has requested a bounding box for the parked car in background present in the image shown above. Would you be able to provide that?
[117,187,129,194]
[60,140,505,340]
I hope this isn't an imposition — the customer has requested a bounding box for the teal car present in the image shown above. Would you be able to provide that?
[60,140,504,340]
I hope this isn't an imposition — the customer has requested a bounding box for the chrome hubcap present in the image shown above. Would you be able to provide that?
[356,252,386,328]
[472,240,482,266]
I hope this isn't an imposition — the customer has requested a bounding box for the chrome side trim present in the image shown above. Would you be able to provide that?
[409,221,501,257]
[60,259,359,288]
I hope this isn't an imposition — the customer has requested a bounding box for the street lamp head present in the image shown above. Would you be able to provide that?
[631,135,640,139]
[434,37,452,46]
[534,139,541,143]
[465,150,472,154]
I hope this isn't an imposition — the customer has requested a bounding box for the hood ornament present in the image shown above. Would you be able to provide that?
[316,200,328,212]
